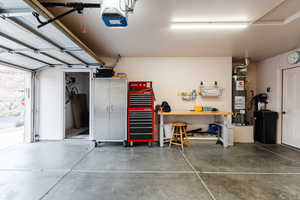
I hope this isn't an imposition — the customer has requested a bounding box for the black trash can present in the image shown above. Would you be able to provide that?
[254,110,278,144]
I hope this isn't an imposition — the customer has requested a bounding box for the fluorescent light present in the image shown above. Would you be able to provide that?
[170,22,249,29]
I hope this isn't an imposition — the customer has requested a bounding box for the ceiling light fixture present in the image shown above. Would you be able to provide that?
[170,22,249,29]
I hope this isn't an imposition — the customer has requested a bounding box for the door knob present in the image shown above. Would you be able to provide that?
[282,111,286,115]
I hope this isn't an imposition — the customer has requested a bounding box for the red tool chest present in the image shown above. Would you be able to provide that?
[127,81,154,147]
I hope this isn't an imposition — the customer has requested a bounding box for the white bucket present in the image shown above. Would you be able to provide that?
[164,124,173,139]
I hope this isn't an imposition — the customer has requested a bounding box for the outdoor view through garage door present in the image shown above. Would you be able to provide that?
[0,65,25,149]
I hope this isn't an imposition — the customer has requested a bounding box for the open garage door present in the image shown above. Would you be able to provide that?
[0,0,104,142]
[0,0,103,72]
[0,0,104,78]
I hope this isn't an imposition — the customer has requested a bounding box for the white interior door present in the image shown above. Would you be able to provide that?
[282,67,300,148]
[109,79,127,141]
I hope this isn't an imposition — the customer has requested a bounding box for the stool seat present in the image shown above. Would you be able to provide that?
[169,122,189,151]
[172,122,187,126]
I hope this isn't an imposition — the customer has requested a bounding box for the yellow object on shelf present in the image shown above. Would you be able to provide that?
[194,105,203,112]
[113,73,127,78]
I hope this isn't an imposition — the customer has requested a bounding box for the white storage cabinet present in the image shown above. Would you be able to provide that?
[93,78,127,146]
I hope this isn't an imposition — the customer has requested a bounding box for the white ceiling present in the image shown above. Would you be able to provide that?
[41,0,300,61]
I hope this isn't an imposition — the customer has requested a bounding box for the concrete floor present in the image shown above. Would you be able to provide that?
[0,127,23,150]
[0,141,300,200]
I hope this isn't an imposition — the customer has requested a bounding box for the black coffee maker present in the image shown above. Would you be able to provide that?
[252,93,268,112]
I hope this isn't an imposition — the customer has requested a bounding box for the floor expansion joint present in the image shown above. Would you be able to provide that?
[38,147,95,200]
[180,150,217,200]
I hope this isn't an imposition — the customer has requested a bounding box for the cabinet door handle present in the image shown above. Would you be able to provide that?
[111,105,114,112]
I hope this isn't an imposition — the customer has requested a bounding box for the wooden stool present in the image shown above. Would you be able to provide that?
[169,122,189,151]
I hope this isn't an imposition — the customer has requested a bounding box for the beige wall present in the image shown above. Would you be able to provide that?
[257,47,300,143]
[36,57,232,140]
[115,57,232,131]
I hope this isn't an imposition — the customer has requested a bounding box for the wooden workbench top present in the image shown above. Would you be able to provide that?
[158,111,232,116]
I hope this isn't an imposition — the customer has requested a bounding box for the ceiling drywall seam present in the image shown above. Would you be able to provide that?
[24,0,105,65]
[252,0,288,24]
[284,10,300,24]
[252,12,300,25]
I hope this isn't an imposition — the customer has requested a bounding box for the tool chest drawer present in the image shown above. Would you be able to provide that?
[129,93,153,107]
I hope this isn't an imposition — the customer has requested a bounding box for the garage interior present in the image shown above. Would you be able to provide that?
[65,72,90,139]
[1,0,300,199]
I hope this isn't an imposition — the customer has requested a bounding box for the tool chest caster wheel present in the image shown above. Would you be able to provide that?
[148,142,152,147]
[130,142,134,147]
[94,141,101,148]
[123,141,128,147]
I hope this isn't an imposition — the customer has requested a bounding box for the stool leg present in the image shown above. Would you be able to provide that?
[183,126,189,145]
[169,126,175,148]
[180,126,184,151]
[174,127,179,143]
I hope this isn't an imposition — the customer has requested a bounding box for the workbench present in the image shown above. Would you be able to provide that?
[158,111,232,148]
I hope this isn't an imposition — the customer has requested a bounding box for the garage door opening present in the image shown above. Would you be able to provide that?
[0,65,26,149]
[64,72,90,139]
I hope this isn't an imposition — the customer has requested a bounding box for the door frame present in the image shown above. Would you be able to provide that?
[24,71,35,143]
[61,69,94,140]
[281,66,300,146]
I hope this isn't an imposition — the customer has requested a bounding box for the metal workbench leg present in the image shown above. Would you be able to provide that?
[223,114,229,148]
[160,115,164,147]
